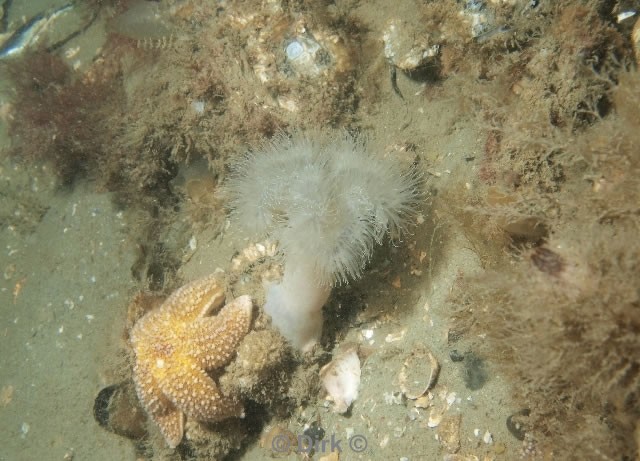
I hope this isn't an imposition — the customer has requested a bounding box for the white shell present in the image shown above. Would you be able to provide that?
[320,347,361,413]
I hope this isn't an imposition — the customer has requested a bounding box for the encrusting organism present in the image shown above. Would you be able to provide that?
[228,131,421,351]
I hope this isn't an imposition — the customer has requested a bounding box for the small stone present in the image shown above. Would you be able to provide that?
[449,349,465,362]
[361,329,374,340]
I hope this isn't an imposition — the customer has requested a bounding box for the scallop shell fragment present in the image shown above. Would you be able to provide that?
[398,343,440,399]
[320,347,361,413]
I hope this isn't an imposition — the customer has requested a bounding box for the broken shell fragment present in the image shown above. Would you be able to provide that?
[428,404,446,428]
[320,347,361,413]
[260,424,297,455]
[398,343,440,399]
[383,19,439,71]
[443,455,479,461]
[437,414,462,453]
[414,394,432,408]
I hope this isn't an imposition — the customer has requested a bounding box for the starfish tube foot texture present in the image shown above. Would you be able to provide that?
[130,274,253,448]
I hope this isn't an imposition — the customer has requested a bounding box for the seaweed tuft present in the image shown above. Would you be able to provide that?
[451,69,640,460]
[6,52,124,185]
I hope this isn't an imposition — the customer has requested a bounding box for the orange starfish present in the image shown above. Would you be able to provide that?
[130,274,253,448]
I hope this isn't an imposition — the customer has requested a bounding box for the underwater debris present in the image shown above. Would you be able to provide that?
[383,18,440,72]
[0,3,74,59]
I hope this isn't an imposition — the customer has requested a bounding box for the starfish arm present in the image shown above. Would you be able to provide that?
[133,361,185,448]
[153,406,185,449]
[131,276,254,450]
[162,274,226,321]
[161,365,244,422]
[132,360,164,416]
[188,295,253,369]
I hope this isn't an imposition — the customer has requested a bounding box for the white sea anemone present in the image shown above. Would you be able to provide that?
[228,131,421,351]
